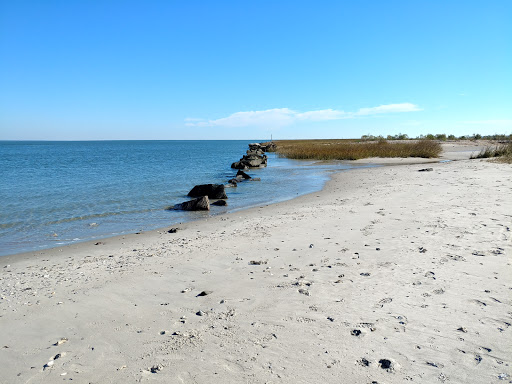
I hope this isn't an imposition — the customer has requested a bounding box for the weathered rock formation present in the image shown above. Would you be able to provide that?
[173,196,210,211]
[259,141,277,152]
[188,184,227,199]
[231,145,268,169]
[211,200,228,206]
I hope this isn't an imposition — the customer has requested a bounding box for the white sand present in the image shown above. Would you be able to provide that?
[1,145,511,383]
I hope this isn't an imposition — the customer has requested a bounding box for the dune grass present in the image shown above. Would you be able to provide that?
[471,142,512,163]
[274,139,442,160]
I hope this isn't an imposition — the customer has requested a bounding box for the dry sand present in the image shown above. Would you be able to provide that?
[1,144,511,383]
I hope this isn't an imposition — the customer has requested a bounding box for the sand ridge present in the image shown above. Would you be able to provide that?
[0,153,511,383]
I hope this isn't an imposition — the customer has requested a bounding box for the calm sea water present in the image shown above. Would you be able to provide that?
[0,140,363,256]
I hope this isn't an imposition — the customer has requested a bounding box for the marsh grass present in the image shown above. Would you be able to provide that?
[471,142,512,163]
[274,139,442,160]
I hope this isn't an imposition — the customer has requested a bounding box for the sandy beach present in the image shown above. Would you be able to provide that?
[1,144,511,384]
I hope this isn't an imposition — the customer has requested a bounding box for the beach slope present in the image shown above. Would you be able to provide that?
[1,155,510,383]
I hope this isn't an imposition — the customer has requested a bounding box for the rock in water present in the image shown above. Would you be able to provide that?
[174,196,210,211]
[236,170,251,179]
[212,200,227,206]
[188,184,227,199]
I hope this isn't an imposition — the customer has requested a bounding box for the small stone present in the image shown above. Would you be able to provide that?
[150,365,162,373]
[351,329,362,336]
[327,317,335,322]
[360,272,371,277]
[167,228,178,233]
[457,327,468,333]
[53,338,68,346]
[196,310,205,316]
[249,260,267,265]
[309,244,314,248]
[197,291,213,297]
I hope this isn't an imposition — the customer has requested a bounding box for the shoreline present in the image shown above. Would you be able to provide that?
[1,143,511,383]
[0,158,433,263]
[0,140,485,259]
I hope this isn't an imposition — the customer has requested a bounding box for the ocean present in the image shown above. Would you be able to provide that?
[0,140,363,256]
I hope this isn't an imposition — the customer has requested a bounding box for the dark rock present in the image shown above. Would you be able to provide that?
[231,153,268,169]
[167,228,178,233]
[236,170,251,179]
[418,168,433,172]
[259,141,277,152]
[150,365,161,373]
[249,177,261,181]
[212,200,227,206]
[188,184,227,199]
[197,290,213,297]
[231,161,249,170]
[247,148,264,156]
[174,196,210,211]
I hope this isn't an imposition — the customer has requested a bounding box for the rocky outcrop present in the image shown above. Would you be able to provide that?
[211,200,228,206]
[259,141,277,152]
[231,148,268,169]
[173,196,210,211]
[188,184,227,199]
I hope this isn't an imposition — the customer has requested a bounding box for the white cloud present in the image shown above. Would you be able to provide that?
[186,103,421,128]
[296,109,346,121]
[355,103,422,116]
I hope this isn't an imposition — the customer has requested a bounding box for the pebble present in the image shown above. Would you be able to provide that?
[53,338,68,346]
[249,260,267,265]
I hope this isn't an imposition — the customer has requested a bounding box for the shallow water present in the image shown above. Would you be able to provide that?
[0,140,366,256]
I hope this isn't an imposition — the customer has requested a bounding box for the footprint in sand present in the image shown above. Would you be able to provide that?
[374,297,392,308]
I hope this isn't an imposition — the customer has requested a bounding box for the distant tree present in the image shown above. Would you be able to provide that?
[447,134,456,140]
[425,133,435,140]
[436,134,447,141]
[473,133,482,140]
[397,133,409,140]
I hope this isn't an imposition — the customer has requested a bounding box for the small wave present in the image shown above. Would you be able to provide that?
[43,208,159,226]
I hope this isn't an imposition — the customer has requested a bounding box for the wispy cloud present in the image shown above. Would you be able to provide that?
[186,103,421,128]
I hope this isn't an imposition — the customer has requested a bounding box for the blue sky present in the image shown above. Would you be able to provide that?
[0,1,510,140]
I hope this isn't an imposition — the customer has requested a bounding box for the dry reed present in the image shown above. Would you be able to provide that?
[471,142,512,163]
[274,139,442,160]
